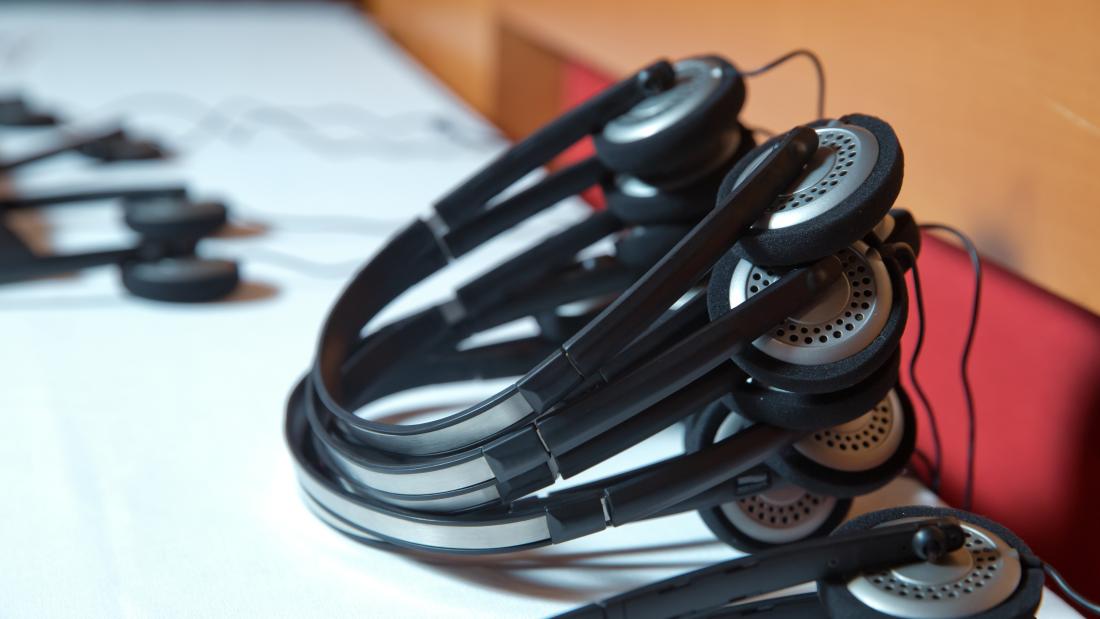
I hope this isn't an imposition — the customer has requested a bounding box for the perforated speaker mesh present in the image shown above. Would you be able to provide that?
[733,122,878,230]
[847,520,1023,618]
[793,389,904,472]
[720,486,837,545]
[728,241,892,365]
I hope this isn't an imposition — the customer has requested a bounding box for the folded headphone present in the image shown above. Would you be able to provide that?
[0,186,241,302]
[0,125,165,171]
[557,505,1047,619]
[0,95,58,127]
[285,52,927,554]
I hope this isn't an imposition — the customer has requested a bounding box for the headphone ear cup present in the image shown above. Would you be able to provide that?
[123,198,228,240]
[120,257,240,302]
[729,347,900,431]
[614,224,693,268]
[720,114,903,267]
[604,126,755,226]
[594,56,746,186]
[682,400,850,552]
[764,386,916,498]
[819,506,1044,619]
[699,488,851,553]
[709,243,908,394]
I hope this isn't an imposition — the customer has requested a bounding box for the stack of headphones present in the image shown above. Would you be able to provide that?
[285,55,1090,617]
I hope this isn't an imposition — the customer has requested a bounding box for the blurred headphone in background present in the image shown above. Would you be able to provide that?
[284,46,931,554]
[0,186,241,302]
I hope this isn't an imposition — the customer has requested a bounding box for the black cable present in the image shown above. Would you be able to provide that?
[740,49,826,120]
[908,258,943,492]
[921,223,982,512]
[1043,563,1100,615]
[74,91,500,157]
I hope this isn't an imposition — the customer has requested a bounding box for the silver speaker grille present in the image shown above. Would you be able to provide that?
[847,520,1023,618]
[601,57,724,144]
[793,389,904,472]
[733,121,878,230]
[728,241,893,366]
[720,486,837,545]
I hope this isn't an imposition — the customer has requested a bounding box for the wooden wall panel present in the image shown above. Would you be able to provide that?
[365,0,498,116]
[501,1,1100,312]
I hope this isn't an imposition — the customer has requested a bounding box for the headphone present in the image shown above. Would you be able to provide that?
[0,125,165,171]
[0,95,58,127]
[284,51,926,554]
[0,186,242,302]
[557,505,1047,619]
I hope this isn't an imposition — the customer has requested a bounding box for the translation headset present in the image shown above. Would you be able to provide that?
[0,95,58,127]
[0,125,165,171]
[558,505,1048,619]
[0,185,242,302]
[285,54,926,555]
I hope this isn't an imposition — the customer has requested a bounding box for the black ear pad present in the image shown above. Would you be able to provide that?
[708,244,908,394]
[614,224,693,268]
[718,114,903,267]
[603,125,755,226]
[820,506,1044,619]
[120,257,240,302]
[728,347,900,431]
[123,198,228,241]
[764,386,916,498]
[683,399,851,552]
[594,56,746,187]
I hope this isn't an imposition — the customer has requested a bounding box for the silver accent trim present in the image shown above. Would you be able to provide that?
[601,57,724,144]
[370,484,502,513]
[359,389,535,457]
[326,445,495,497]
[423,212,450,239]
[298,472,552,551]
[422,213,454,261]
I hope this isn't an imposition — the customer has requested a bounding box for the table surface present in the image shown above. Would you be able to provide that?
[0,3,1080,618]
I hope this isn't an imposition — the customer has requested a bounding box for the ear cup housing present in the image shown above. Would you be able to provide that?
[728,347,900,431]
[708,244,908,394]
[764,387,916,498]
[595,56,746,188]
[820,506,1044,619]
[684,399,851,552]
[123,198,228,241]
[603,125,756,226]
[121,257,240,302]
[719,114,903,266]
